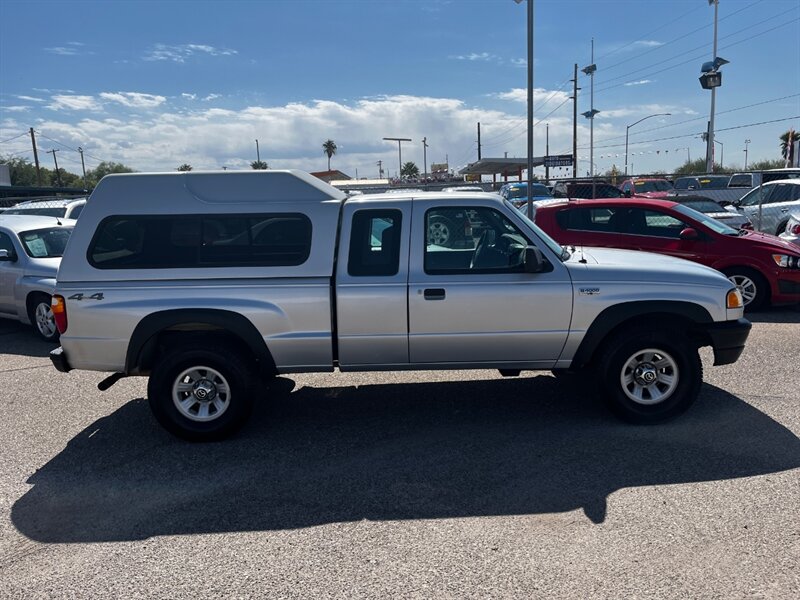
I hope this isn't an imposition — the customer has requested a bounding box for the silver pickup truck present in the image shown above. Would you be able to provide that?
[50,170,751,441]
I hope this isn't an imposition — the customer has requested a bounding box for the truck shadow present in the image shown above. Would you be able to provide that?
[745,305,800,324]
[12,375,800,543]
[0,321,55,358]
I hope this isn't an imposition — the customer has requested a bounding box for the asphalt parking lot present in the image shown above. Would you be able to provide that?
[1,310,798,599]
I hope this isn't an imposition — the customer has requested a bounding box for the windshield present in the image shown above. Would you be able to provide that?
[678,199,725,213]
[634,180,672,192]
[4,207,68,218]
[505,200,567,260]
[18,227,73,258]
[570,184,623,199]
[672,204,738,235]
[697,177,730,189]
[505,183,551,199]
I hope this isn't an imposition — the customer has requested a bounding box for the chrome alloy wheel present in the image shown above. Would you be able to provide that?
[727,274,757,306]
[172,366,231,422]
[427,221,451,246]
[35,301,57,339]
[619,348,679,406]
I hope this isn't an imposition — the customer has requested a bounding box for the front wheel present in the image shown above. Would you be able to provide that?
[723,267,768,311]
[147,345,257,441]
[599,329,702,424]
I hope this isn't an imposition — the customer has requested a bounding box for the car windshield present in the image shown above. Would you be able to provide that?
[18,227,73,257]
[570,184,622,199]
[634,180,672,192]
[505,184,551,199]
[672,204,738,235]
[696,177,730,189]
[4,207,68,217]
[505,200,568,260]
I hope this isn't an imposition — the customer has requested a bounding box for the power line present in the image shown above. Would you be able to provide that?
[35,131,105,163]
[0,131,29,144]
[482,96,572,150]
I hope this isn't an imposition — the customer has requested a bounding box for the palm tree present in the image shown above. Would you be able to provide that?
[780,129,796,162]
[177,164,193,171]
[250,160,268,170]
[322,139,337,171]
[400,161,420,179]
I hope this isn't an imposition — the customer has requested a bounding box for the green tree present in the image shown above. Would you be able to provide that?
[748,158,785,171]
[85,161,135,189]
[177,164,193,171]
[322,139,337,171]
[673,158,723,175]
[400,161,419,178]
[1,156,40,186]
[250,160,268,170]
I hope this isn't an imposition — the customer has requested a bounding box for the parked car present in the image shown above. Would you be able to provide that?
[672,175,731,192]
[533,198,800,310]
[779,210,800,247]
[726,179,800,236]
[619,178,673,199]
[0,215,75,340]
[669,195,751,229]
[727,169,800,189]
[552,181,623,199]
[498,181,553,208]
[48,170,750,440]
[4,197,87,220]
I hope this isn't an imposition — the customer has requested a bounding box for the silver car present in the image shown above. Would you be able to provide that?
[779,210,800,247]
[3,197,87,220]
[0,215,75,340]
[731,180,800,235]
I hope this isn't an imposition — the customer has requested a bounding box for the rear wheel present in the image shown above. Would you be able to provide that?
[28,293,59,342]
[427,217,456,247]
[147,344,257,441]
[599,329,702,424]
[722,267,768,311]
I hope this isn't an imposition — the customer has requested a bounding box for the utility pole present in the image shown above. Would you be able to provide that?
[581,40,599,197]
[545,123,550,183]
[382,137,411,178]
[706,0,719,173]
[571,63,579,179]
[29,128,42,186]
[77,146,87,189]
[422,137,429,179]
[376,160,383,178]
[477,123,482,160]
[47,149,62,186]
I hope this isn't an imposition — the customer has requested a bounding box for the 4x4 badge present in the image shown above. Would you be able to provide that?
[579,288,600,295]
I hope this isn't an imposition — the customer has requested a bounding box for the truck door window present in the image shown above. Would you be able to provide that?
[347,209,402,276]
[424,207,528,274]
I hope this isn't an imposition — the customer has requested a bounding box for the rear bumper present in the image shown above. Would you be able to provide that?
[702,318,752,366]
[50,346,72,373]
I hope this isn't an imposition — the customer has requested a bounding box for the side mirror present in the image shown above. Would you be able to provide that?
[623,189,631,198]
[523,246,547,273]
[679,227,699,241]
[0,249,16,262]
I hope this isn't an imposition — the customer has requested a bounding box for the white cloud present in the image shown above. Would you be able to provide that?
[47,95,102,111]
[634,40,663,48]
[623,79,653,87]
[495,87,571,107]
[144,43,238,63]
[17,95,46,103]
[99,92,167,108]
[202,94,221,102]
[44,42,92,56]
[182,93,197,100]
[5,106,30,112]
[450,52,495,62]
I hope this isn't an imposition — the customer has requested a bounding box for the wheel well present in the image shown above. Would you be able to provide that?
[720,265,771,303]
[776,219,789,235]
[25,291,50,320]
[126,310,277,377]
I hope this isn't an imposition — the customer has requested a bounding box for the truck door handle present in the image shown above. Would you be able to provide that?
[423,288,446,300]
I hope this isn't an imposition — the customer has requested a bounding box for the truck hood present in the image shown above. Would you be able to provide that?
[563,246,729,285]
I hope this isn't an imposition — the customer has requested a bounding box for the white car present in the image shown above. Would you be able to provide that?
[779,210,800,247]
[0,215,76,340]
[4,197,87,220]
[729,180,800,235]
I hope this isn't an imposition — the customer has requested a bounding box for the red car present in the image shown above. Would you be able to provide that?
[533,199,800,310]
[619,178,673,199]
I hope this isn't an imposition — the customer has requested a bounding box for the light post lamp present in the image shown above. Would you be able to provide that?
[699,0,729,173]
[514,0,535,219]
[582,38,598,197]
[744,139,751,169]
[625,113,671,176]
[383,137,412,179]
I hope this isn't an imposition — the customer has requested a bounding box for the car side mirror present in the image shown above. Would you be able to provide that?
[679,227,699,241]
[0,249,16,262]
[523,246,547,273]
[623,189,631,198]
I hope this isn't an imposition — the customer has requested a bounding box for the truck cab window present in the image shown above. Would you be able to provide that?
[347,209,402,276]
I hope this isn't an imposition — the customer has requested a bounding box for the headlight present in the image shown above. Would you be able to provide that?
[771,254,800,268]
[726,288,743,309]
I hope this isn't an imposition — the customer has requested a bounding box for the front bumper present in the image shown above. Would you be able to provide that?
[50,346,72,373]
[702,318,752,366]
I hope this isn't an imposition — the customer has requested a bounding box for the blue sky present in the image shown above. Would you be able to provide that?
[1,0,798,180]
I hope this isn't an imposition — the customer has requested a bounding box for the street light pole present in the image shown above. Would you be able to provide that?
[625,113,671,176]
[383,137,412,179]
[706,0,719,173]
[514,0,534,219]
[744,139,751,169]
[581,40,598,197]
[714,139,723,169]
[255,139,260,163]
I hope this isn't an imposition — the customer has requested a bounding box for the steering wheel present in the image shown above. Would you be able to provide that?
[470,230,491,269]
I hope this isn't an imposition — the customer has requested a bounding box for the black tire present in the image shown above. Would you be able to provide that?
[147,344,257,441]
[722,266,769,311]
[427,217,456,247]
[599,329,702,424]
[27,293,59,342]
